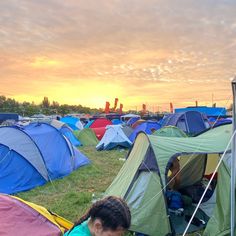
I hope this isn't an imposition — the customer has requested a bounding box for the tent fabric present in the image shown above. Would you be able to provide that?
[50,120,81,146]
[153,126,187,137]
[121,126,134,138]
[106,124,232,236]
[60,116,83,130]
[203,153,235,236]
[96,125,132,150]
[111,119,122,125]
[84,120,94,128]
[90,118,112,128]
[0,127,48,180]
[131,119,146,129]
[60,126,81,146]
[161,111,210,135]
[129,121,161,142]
[0,194,73,236]
[92,127,107,140]
[74,128,99,146]
[126,117,140,126]
[90,118,112,140]
[120,114,141,123]
[0,123,90,194]
[210,118,232,128]
[50,119,66,130]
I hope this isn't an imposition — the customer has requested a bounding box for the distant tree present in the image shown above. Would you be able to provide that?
[42,97,50,108]
[51,101,60,108]
[0,96,6,107]
[0,95,100,116]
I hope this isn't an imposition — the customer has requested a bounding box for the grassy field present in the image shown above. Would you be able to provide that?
[16,146,197,236]
[17,146,128,222]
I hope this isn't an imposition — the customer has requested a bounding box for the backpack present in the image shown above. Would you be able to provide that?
[166,190,183,210]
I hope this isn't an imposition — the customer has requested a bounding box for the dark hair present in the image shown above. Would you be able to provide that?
[67,196,131,234]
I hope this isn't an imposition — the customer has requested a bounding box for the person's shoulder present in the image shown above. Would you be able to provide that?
[64,221,91,236]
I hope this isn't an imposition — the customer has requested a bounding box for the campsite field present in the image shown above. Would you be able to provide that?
[16,147,196,236]
[17,146,127,221]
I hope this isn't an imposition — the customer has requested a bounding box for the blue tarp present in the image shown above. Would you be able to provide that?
[129,121,161,142]
[0,123,90,194]
[175,106,227,116]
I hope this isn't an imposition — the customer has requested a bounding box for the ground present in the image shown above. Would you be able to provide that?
[17,146,126,221]
[16,146,197,236]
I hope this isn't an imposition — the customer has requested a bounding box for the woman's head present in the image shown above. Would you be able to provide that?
[72,196,131,236]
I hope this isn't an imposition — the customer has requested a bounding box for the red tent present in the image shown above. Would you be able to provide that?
[90,118,112,128]
[90,118,112,140]
[92,127,106,140]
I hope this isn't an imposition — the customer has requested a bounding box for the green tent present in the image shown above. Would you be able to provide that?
[153,126,188,138]
[74,128,99,146]
[105,124,233,236]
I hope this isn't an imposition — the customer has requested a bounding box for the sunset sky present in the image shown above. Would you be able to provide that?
[1,0,236,111]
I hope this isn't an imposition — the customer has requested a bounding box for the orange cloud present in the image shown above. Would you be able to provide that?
[30,57,63,68]
[1,1,236,111]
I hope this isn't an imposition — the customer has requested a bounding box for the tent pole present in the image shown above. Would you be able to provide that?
[231,78,236,236]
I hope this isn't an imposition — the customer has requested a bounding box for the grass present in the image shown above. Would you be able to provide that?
[16,146,128,222]
[16,146,198,236]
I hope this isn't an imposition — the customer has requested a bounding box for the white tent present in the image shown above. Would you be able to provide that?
[96,125,132,150]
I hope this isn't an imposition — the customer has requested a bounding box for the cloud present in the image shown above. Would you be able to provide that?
[0,0,236,109]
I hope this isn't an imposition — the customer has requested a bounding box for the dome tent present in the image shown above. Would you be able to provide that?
[106,124,232,236]
[50,119,81,146]
[161,111,210,135]
[60,116,83,130]
[96,125,132,150]
[90,118,112,140]
[0,123,90,194]
[0,194,73,236]
[129,121,161,142]
[74,128,99,146]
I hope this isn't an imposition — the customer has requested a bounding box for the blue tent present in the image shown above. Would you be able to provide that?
[50,120,81,146]
[126,117,140,126]
[84,120,94,128]
[60,116,83,130]
[209,117,232,128]
[111,119,122,125]
[161,111,210,135]
[129,121,161,142]
[0,123,90,194]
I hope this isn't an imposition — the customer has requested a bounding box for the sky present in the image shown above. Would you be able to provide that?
[1,0,236,111]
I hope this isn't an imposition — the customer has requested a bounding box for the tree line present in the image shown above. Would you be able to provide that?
[0,96,100,117]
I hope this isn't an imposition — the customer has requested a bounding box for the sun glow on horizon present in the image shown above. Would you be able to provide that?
[1,1,235,112]
[30,57,63,68]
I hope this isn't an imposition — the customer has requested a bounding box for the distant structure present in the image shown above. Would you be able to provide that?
[0,113,19,125]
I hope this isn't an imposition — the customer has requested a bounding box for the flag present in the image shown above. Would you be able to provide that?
[105,101,110,114]
[113,98,119,110]
[170,102,173,113]
[119,104,123,114]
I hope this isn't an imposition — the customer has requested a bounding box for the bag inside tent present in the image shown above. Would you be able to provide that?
[165,153,220,234]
